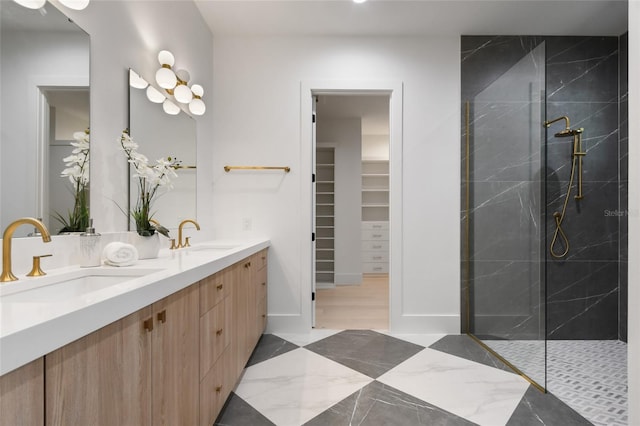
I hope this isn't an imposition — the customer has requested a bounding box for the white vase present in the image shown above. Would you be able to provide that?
[130,232,160,259]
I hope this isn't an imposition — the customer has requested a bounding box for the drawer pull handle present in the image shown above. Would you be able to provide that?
[157,310,167,323]
[215,386,222,393]
[261,282,266,286]
[217,284,223,291]
[373,245,382,249]
[143,318,154,332]
[244,262,251,269]
[216,328,223,336]
[262,314,266,318]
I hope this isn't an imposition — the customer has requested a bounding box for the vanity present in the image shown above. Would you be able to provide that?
[0,239,269,426]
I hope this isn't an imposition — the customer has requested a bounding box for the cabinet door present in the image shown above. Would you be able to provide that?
[232,258,253,376]
[45,307,152,426]
[152,285,199,426]
[0,358,44,426]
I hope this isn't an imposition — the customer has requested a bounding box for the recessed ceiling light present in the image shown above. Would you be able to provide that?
[353,0,367,3]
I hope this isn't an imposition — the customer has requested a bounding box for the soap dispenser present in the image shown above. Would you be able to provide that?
[79,219,101,267]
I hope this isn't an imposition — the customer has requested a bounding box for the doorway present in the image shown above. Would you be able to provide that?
[313,94,390,330]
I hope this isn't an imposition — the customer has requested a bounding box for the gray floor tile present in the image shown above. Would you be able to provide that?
[304,330,424,378]
[215,393,275,426]
[429,334,513,373]
[507,386,592,426]
[246,334,299,367]
[304,381,475,426]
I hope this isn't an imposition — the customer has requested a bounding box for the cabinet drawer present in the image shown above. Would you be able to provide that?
[362,252,389,263]
[200,268,231,314]
[257,296,267,333]
[256,268,267,301]
[362,262,389,273]
[361,221,389,230]
[254,249,268,270]
[361,240,389,251]
[200,298,229,379]
[199,349,233,426]
[361,229,389,241]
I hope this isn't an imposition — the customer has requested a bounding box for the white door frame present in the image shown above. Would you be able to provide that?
[300,80,403,331]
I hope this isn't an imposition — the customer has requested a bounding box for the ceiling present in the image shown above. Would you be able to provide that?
[194,0,628,37]
[316,95,390,135]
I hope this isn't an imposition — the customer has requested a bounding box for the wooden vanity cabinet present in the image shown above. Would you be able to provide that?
[45,284,199,426]
[5,249,268,426]
[0,358,44,426]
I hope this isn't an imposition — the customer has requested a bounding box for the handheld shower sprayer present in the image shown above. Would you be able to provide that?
[544,116,586,259]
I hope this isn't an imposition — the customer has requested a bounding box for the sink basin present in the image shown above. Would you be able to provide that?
[0,268,162,303]
[185,244,239,253]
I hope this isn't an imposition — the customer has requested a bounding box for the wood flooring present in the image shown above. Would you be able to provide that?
[315,274,389,330]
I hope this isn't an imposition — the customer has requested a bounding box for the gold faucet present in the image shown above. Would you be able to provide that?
[2,218,52,282]
[176,219,200,249]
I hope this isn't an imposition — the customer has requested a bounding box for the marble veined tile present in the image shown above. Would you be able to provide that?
[380,332,446,348]
[378,348,529,426]
[273,329,343,347]
[234,348,373,426]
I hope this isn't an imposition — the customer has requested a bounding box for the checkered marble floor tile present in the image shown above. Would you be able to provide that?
[215,331,593,426]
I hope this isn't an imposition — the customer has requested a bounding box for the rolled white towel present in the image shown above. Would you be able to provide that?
[102,242,139,267]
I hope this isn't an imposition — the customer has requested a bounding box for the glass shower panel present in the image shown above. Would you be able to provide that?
[467,42,546,388]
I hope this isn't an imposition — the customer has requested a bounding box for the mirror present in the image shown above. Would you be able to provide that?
[128,69,196,231]
[1,1,90,237]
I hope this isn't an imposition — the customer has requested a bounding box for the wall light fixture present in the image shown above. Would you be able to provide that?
[13,0,90,10]
[153,50,206,116]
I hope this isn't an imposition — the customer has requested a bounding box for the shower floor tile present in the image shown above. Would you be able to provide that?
[478,339,628,426]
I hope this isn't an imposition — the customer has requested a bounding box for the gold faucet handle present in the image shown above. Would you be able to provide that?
[26,254,52,277]
[169,238,179,250]
[184,237,191,247]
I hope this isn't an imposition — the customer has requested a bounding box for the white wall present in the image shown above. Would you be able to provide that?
[318,118,362,285]
[363,134,390,161]
[56,0,214,238]
[627,2,638,425]
[212,36,461,332]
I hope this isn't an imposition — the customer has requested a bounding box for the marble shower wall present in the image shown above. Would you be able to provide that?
[461,35,628,341]
[619,33,628,342]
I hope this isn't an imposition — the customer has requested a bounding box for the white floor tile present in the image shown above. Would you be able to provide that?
[235,348,373,426]
[378,348,529,426]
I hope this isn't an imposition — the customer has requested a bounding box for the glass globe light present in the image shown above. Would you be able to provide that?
[146,86,165,103]
[155,67,177,90]
[157,50,175,67]
[189,98,206,116]
[173,83,193,104]
[13,0,46,9]
[163,99,180,115]
[59,0,90,10]
[129,70,148,89]
[191,84,204,97]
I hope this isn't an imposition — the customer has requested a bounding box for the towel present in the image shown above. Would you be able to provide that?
[102,242,139,267]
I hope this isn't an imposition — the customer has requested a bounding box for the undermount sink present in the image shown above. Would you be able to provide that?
[0,268,162,303]
[185,244,239,253]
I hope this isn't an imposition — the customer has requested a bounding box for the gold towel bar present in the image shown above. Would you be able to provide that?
[224,166,291,173]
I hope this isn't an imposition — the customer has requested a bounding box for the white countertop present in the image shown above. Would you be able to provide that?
[0,239,270,376]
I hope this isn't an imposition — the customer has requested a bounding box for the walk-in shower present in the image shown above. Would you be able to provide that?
[462,35,628,426]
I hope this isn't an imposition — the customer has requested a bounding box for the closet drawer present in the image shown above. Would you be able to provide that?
[361,221,389,230]
[362,263,389,274]
[361,229,389,241]
[362,252,389,263]
[361,240,389,252]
